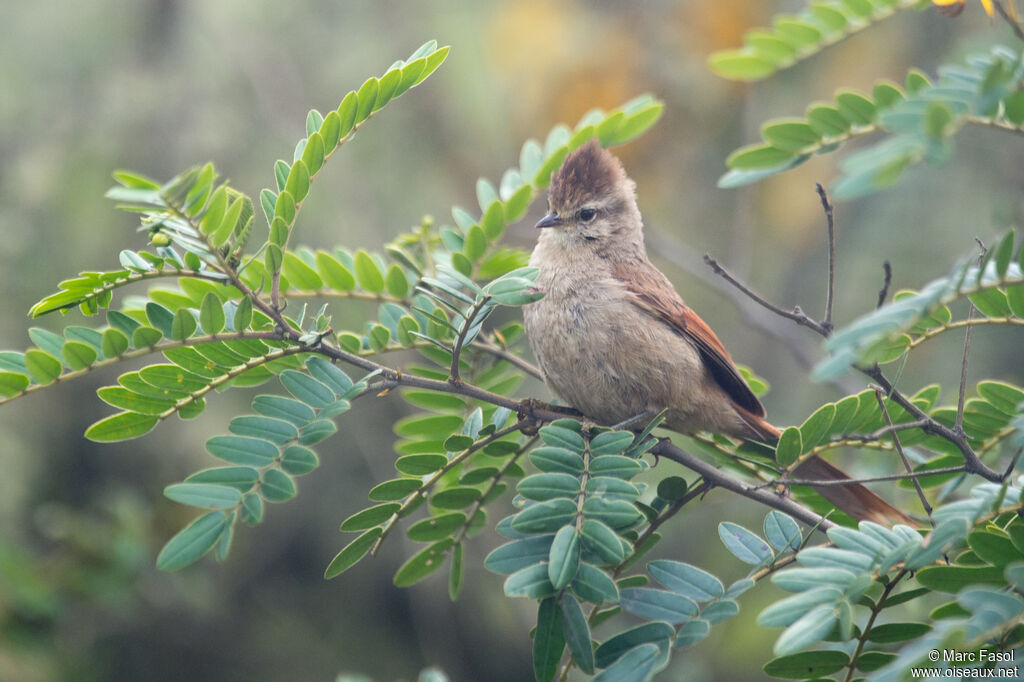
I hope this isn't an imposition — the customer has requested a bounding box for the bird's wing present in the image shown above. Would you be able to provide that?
[611,261,766,417]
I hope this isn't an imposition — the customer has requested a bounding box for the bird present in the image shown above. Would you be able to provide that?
[522,139,910,525]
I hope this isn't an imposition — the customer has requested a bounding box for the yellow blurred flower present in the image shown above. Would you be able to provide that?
[932,0,995,17]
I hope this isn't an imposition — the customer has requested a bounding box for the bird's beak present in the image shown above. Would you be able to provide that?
[535,213,562,229]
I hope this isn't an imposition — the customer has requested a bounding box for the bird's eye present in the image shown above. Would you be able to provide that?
[579,208,597,222]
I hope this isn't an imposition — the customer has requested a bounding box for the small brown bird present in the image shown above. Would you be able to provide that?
[523,140,909,525]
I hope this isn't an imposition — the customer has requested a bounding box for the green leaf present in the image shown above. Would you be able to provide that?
[594,622,674,669]
[205,435,279,466]
[533,597,565,682]
[518,473,581,501]
[97,387,175,415]
[719,522,773,565]
[252,394,315,426]
[85,411,159,442]
[539,424,584,451]
[156,511,229,571]
[261,469,296,502]
[580,518,626,565]
[726,143,795,170]
[674,619,711,648]
[299,418,338,444]
[485,535,554,575]
[170,309,197,341]
[774,603,838,655]
[185,466,259,492]
[353,249,384,293]
[393,539,452,587]
[100,327,129,357]
[301,131,325,175]
[590,431,635,455]
[559,592,595,674]
[313,252,355,292]
[708,49,775,81]
[324,527,382,579]
[23,349,62,384]
[395,413,464,439]
[618,587,697,624]
[866,622,932,643]
[775,427,802,468]
[229,415,298,445]
[504,563,555,599]
[0,372,29,397]
[395,454,448,476]
[914,565,1005,593]
[340,503,399,532]
[548,526,581,590]
[759,587,844,628]
[355,77,379,123]
[284,160,310,203]
[369,478,421,501]
[589,455,643,479]
[806,104,851,137]
[241,492,263,524]
[761,120,821,153]
[61,340,97,370]
[512,499,578,534]
[572,562,620,604]
[283,252,324,290]
[232,296,253,330]
[856,651,898,672]
[968,529,1024,567]
[448,541,463,601]
[581,498,642,529]
[384,265,410,298]
[430,487,480,509]
[280,445,319,475]
[647,560,724,601]
[762,650,850,679]
[279,370,335,407]
[164,483,242,510]
[336,90,358,136]
[530,446,585,475]
[408,512,466,542]
[835,91,876,125]
[799,403,836,452]
[701,599,739,624]
[763,511,802,553]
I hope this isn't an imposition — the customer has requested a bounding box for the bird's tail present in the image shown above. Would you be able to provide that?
[739,412,914,527]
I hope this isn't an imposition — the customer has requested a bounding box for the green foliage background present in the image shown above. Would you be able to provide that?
[1,2,1023,681]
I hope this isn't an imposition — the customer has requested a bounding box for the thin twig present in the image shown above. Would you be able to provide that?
[994,0,1024,41]
[473,337,543,380]
[865,366,1002,481]
[956,241,986,432]
[645,228,825,372]
[651,439,836,531]
[955,304,975,433]
[703,255,830,337]
[874,387,934,521]
[757,465,967,489]
[449,298,489,385]
[816,183,836,333]
[876,261,892,309]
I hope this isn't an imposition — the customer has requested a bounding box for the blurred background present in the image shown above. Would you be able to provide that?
[1,1,1022,680]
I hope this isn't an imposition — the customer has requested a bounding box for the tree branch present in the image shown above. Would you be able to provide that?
[703,254,830,337]
[651,439,836,532]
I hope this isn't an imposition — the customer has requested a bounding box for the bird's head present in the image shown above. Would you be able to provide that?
[535,139,643,250]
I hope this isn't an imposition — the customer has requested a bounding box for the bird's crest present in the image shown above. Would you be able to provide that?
[548,139,629,210]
